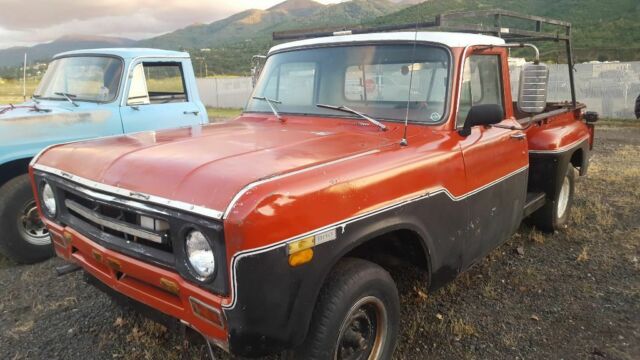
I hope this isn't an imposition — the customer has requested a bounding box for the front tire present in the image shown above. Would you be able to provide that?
[0,174,54,264]
[530,165,576,233]
[291,258,400,360]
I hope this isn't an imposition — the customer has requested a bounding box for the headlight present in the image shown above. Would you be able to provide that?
[185,230,215,279]
[41,182,57,216]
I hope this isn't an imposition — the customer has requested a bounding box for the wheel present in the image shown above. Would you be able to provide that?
[291,258,400,360]
[0,174,54,263]
[530,165,576,233]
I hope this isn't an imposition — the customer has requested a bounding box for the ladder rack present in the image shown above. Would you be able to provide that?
[272,9,577,107]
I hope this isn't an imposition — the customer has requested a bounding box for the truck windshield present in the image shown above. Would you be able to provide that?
[247,44,450,123]
[34,56,123,103]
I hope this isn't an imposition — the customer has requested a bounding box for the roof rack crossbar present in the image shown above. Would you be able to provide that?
[272,9,571,43]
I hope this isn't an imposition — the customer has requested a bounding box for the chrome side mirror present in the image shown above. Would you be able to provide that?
[251,55,266,88]
[517,63,549,114]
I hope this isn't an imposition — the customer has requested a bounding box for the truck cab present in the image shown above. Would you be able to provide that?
[32,11,596,360]
[0,48,207,263]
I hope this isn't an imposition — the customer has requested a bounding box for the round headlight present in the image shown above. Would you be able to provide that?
[185,230,215,279]
[41,182,57,216]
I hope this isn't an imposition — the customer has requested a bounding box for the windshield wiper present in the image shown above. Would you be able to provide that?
[252,96,283,121]
[54,92,79,107]
[317,104,387,131]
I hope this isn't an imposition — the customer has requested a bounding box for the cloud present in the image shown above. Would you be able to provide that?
[0,0,345,49]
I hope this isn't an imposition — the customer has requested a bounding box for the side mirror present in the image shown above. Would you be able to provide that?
[517,63,549,114]
[584,111,599,123]
[251,55,266,88]
[459,104,504,136]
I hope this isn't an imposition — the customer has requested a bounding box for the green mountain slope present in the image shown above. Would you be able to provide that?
[369,0,640,61]
[182,0,640,75]
[139,0,401,50]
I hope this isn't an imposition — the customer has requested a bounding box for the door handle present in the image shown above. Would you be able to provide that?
[510,133,526,140]
[184,110,200,116]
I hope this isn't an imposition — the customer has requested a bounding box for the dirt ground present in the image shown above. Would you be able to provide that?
[1,121,638,360]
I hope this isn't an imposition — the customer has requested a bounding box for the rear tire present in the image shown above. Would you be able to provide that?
[291,258,400,360]
[0,174,54,264]
[530,165,576,233]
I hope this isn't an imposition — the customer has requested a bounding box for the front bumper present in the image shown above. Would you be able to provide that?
[47,220,230,352]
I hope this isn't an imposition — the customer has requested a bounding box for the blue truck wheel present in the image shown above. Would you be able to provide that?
[0,175,54,264]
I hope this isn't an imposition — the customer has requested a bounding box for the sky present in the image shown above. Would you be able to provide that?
[0,0,345,49]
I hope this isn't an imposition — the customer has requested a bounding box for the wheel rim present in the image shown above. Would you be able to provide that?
[17,200,50,246]
[557,176,570,219]
[335,296,388,360]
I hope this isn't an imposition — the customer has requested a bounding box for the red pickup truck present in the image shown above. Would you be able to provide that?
[31,12,596,359]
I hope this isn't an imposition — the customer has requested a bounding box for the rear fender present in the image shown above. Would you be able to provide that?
[528,140,589,199]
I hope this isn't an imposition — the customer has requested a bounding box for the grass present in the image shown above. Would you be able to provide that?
[0,78,39,105]
[596,118,640,127]
[0,255,13,269]
[207,107,242,122]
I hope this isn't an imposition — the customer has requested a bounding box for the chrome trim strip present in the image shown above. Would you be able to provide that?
[223,165,529,309]
[222,149,381,219]
[528,136,589,154]
[30,144,59,167]
[33,164,225,220]
[66,199,164,243]
[64,181,170,216]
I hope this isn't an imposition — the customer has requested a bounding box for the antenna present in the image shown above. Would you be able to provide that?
[400,22,419,147]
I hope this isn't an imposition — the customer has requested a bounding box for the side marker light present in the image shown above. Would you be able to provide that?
[289,248,314,267]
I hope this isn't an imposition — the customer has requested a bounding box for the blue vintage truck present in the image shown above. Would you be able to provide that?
[0,48,208,263]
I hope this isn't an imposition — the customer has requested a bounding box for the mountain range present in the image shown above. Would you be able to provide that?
[0,35,135,68]
[0,0,404,67]
[0,0,637,70]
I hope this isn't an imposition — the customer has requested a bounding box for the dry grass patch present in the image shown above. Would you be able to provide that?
[576,246,590,262]
[450,318,477,340]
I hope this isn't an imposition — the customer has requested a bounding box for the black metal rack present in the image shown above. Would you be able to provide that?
[272,9,577,107]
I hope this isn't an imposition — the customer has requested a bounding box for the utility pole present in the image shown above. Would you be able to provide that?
[23,53,27,102]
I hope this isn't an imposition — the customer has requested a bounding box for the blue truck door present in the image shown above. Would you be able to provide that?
[120,59,204,133]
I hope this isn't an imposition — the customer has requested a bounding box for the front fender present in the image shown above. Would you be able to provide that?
[223,190,469,357]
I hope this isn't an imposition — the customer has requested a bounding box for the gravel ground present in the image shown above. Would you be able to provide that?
[1,122,639,360]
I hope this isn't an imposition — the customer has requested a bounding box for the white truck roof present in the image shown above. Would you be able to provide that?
[269,31,506,54]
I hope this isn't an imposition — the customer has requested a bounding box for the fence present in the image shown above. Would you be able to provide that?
[197,62,640,118]
[510,61,640,119]
[196,77,252,109]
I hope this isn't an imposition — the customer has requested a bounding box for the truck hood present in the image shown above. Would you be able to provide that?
[1,100,84,120]
[36,115,397,215]
[0,101,117,161]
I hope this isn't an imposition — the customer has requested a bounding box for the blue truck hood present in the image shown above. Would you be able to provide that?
[0,101,120,164]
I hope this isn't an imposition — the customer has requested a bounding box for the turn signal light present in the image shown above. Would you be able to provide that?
[105,258,121,272]
[190,297,224,328]
[159,278,180,296]
[288,248,314,267]
[63,231,73,246]
[92,250,103,262]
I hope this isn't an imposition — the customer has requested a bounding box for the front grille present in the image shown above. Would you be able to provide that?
[35,170,230,295]
[63,189,173,253]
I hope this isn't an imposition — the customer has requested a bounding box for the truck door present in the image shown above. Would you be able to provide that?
[457,52,529,266]
[120,59,204,133]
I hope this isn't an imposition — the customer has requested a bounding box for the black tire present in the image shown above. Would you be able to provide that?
[0,174,54,264]
[530,165,576,233]
[291,258,400,360]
